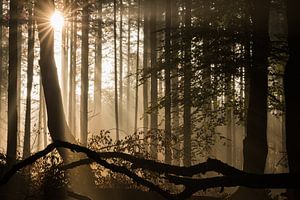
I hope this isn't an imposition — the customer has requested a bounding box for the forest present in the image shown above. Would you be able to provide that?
[0,0,299,199]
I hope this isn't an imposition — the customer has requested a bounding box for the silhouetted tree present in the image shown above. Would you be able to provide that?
[284,0,300,199]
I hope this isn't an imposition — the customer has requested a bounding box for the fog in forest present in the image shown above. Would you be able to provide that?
[0,0,299,199]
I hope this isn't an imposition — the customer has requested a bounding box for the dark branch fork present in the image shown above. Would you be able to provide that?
[1,141,299,200]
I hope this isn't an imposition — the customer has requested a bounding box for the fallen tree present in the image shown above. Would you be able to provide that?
[1,141,299,200]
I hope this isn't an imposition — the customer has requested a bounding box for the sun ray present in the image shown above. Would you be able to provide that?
[51,11,64,30]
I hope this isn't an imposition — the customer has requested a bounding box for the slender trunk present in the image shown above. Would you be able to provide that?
[69,0,77,135]
[164,0,171,164]
[15,6,22,155]
[7,0,19,167]
[126,0,131,133]
[62,0,69,116]
[23,1,35,159]
[142,0,149,135]
[225,75,233,166]
[114,0,120,140]
[134,0,141,132]
[285,0,300,199]
[119,0,123,132]
[0,0,2,123]
[171,0,180,166]
[183,0,192,167]
[150,0,158,159]
[94,0,102,123]
[80,3,89,146]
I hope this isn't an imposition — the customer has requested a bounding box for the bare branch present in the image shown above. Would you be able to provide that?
[1,140,300,200]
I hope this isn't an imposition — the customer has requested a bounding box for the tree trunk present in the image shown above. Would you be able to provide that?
[134,0,141,132]
[142,0,149,135]
[232,0,270,199]
[94,0,102,127]
[80,2,89,146]
[114,0,120,140]
[127,0,132,133]
[171,0,180,166]
[61,0,69,116]
[6,0,19,167]
[164,0,172,164]
[150,0,158,159]
[69,0,77,135]
[35,0,95,196]
[23,0,35,159]
[0,0,2,125]
[284,0,300,199]
[243,0,270,176]
[119,0,123,132]
[183,0,192,167]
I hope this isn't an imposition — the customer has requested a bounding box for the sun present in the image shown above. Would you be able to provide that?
[51,11,64,30]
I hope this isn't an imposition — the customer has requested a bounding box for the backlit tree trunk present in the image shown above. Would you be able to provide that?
[23,0,35,159]
[35,0,95,195]
[6,0,19,167]
[142,0,149,135]
[134,0,141,132]
[80,2,89,146]
[114,0,120,140]
[69,0,77,135]
[94,0,102,126]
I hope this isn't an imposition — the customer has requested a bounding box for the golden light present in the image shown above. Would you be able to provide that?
[50,11,64,30]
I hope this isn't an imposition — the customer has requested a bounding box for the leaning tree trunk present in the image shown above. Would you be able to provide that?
[285,0,300,199]
[35,0,95,197]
